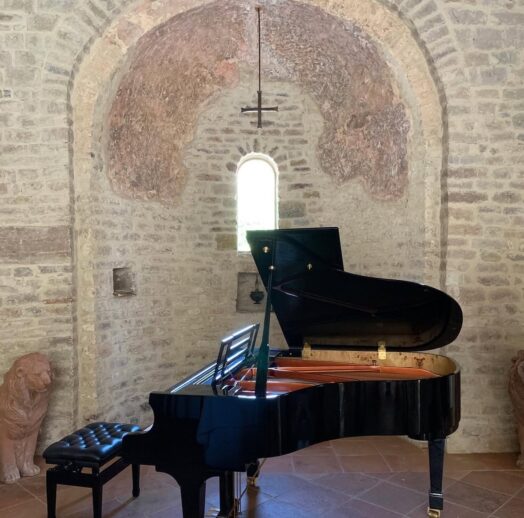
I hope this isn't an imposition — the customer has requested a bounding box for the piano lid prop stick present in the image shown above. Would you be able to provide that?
[255,242,276,398]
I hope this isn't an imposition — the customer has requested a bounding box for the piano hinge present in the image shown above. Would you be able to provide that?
[378,341,387,360]
[303,342,312,359]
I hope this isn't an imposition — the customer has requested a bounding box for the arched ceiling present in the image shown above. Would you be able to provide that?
[107,0,410,202]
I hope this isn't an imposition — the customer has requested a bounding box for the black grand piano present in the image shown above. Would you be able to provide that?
[122,227,462,518]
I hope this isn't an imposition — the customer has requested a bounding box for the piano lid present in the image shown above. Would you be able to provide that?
[246,228,463,352]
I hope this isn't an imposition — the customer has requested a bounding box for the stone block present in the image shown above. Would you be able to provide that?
[512,113,524,128]
[14,51,41,67]
[478,275,510,286]
[27,13,59,31]
[402,0,424,11]
[493,12,524,26]
[448,167,479,178]
[0,226,70,262]
[10,67,38,86]
[215,233,236,250]
[13,267,32,277]
[503,27,524,48]
[503,89,524,100]
[411,0,437,20]
[492,191,521,204]
[418,14,444,33]
[448,192,488,203]
[494,51,518,65]
[479,67,507,85]
[474,28,504,50]
[280,201,306,218]
[459,287,486,304]
[0,0,32,12]
[36,0,77,10]
[288,183,312,190]
[4,33,24,49]
[465,52,489,66]
[488,289,520,303]
[449,9,487,25]
[0,51,12,67]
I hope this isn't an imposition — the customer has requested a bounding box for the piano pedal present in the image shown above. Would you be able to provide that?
[207,499,241,518]
[427,508,441,518]
[204,510,240,518]
[245,458,265,488]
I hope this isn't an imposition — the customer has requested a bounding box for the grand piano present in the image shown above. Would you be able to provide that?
[122,227,462,518]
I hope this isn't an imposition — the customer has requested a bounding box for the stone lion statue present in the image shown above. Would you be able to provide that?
[0,353,52,483]
[509,350,524,468]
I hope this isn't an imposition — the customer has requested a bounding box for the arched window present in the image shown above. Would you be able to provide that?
[237,153,278,252]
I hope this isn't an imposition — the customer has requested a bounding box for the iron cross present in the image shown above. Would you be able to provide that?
[241,7,278,128]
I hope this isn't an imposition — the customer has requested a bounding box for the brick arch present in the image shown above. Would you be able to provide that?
[67,0,462,264]
[66,0,460,426]
[305,0,461,284]
[66,0,462,217]
[379,0,465,290]
[63,0,217,426]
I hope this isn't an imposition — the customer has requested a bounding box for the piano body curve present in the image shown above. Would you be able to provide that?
[122,228,462,518]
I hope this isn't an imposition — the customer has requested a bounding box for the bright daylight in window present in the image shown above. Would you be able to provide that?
[237,155,277,252]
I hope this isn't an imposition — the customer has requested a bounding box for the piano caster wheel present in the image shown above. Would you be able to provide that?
[427,508,441,518]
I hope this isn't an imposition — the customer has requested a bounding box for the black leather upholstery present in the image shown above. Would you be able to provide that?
[43,422,140,467]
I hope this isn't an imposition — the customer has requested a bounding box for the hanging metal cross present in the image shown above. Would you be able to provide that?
[241,6,278,128]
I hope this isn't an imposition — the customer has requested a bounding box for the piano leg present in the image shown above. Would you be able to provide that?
[180,475,207,518]
[157,467,207,518]
[218,471,235,517]
[157,466,237,518]
[427,438,445,518]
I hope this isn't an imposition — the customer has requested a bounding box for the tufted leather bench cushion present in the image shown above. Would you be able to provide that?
[43,422,140,467]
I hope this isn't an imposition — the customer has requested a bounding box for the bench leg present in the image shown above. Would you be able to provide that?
[132,464,140,497]
[92,483,103,518]
[46,471,57,518]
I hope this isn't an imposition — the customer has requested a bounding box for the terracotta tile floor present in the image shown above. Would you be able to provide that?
[1,437,523,517]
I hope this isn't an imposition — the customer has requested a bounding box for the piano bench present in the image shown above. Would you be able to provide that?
[43,422,141,518]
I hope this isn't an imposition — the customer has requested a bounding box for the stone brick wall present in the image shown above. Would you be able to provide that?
[79,0,440,440]
[0,0,522,455]
[437,0,524,452]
